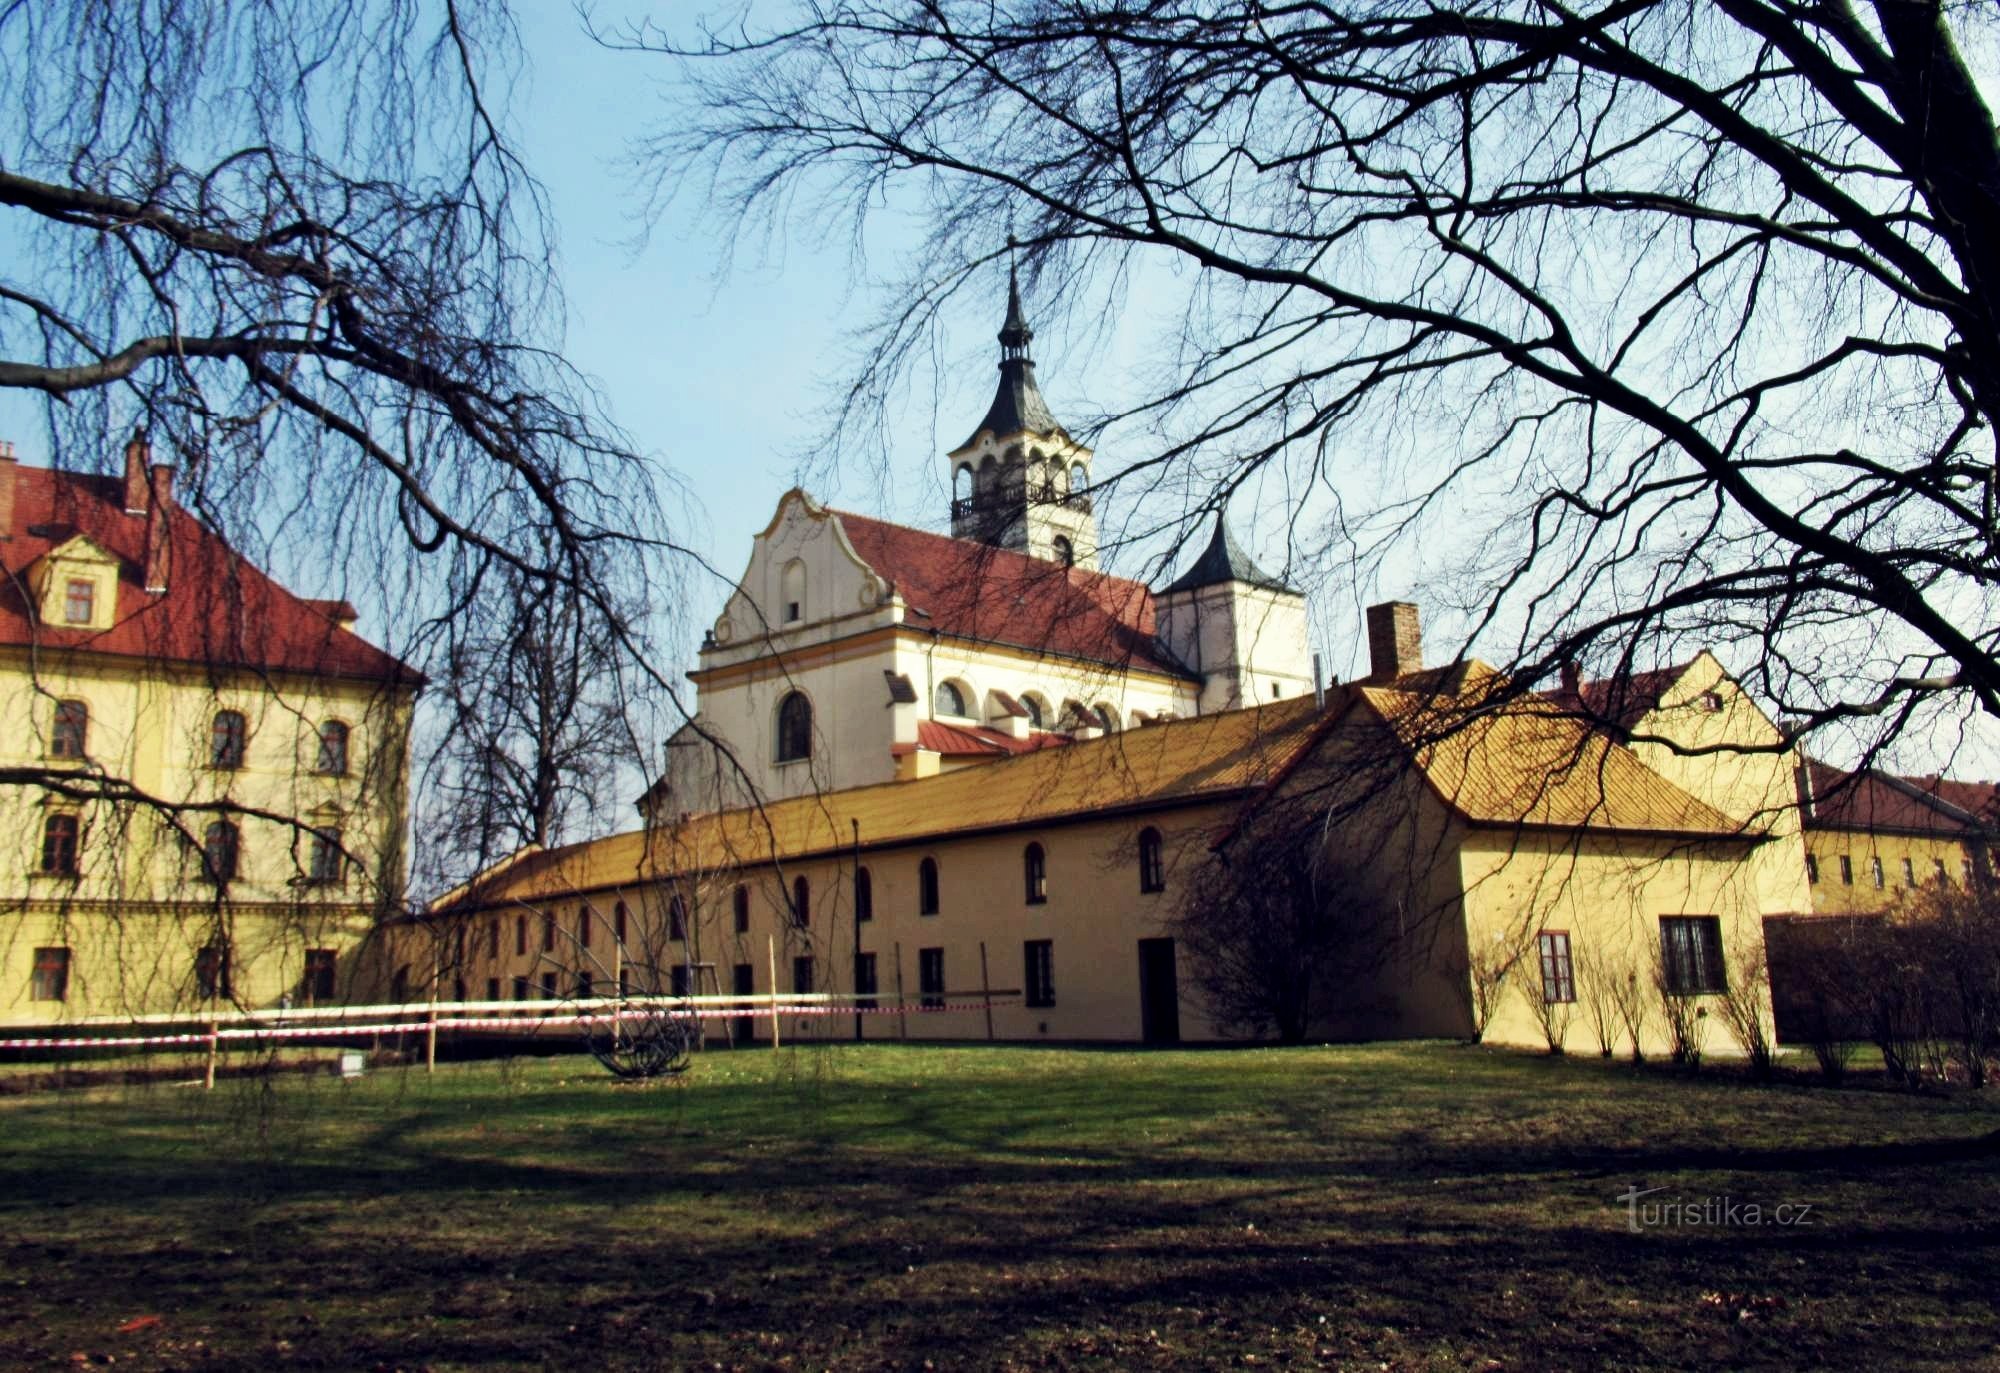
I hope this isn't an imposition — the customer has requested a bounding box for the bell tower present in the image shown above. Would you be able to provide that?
[945,268,1099,568]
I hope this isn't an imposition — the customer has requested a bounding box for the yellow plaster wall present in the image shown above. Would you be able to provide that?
[1801,828,1975,916]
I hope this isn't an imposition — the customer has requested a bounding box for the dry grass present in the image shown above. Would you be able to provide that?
[2,1041,1997,1370]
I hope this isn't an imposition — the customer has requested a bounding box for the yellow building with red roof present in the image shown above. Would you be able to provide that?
[0,435,421,1023]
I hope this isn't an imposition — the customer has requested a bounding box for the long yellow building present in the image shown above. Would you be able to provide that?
[0,436,420,1023]
[405,608,1795,1058]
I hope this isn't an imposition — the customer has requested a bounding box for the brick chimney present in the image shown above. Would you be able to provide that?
[1365,601,1422,681]
[123,429,152,514]
[143,463,173,593]
[1559,661,1581,696]
[0,440,16,542]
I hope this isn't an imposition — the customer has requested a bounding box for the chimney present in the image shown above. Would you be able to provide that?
[1365,601,1423,681]
[0,440,15,542]
[1312,652,1325,710]
[143,463,173,593]
[1559,661,1581,696]
[123,429,151,515]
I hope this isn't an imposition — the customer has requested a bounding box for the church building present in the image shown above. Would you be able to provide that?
[649,277,1317,814]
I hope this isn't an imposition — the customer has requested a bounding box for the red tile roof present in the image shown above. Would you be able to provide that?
[1545,663,1689,733]
[1798,760,1984,836]
[832,511,1194,679]
[0,462,420,685]
[910,718,1072,758]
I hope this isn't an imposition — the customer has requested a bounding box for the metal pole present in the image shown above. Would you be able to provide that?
[979,940,995,1042]
[767,933,781,1050]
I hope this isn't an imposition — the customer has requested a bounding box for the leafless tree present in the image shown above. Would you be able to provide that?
[638,0,2000,759]
[1714,942,1777,1078]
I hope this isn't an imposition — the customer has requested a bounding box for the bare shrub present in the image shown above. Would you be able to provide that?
[1572,943,1625,1059]
[1713,942,1776,1080]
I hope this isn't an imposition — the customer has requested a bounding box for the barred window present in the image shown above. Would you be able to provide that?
[40,813,79,875]
[1537,932,1575,1004]
[1659,916,1725,995]
[919,947,945,1008]
[1138,827,1166,893]
[31,946,69,1002]
[1023,843,1047,905]
[1024,939,1055,1008]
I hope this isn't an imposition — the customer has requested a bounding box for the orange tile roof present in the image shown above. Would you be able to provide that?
[1357,664,1750,837]
[911,718,1070,757]
[437,697,1324,911]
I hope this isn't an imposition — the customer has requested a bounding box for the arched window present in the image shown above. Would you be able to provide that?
[51,699,88,760]
[854,866,873,923]
[40,813,79,875]
[919,856,940,915]
[781,559,807,623]
[210,710,246,769]
[202,820,240,884]
[1138,827,1166,893]
[792,875,810,927]
[975,455,998,498]
[1096,704,1120,732]
[733,884,750,933]
[669,895,686,941]
[954,464,972,503]
[1021,694,1046,729]
[776,692,813,762]
[1023,842,1047,905]
[1069,461,1087,495]
[1050,535,1074,567]
[315,719,350,775]
[933,680,968,717]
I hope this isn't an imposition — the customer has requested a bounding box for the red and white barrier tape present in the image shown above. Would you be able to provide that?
[0,999,1017,1053]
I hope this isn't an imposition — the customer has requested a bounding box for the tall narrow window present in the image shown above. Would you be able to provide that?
[201,820,240,884]
[1023,843,1047,905]
[854,952,879,1011]
[854,866,873,923]
[542,911,556,952]
[308,827,343,885]
[918,856,940,915]
[515,914,528,956]
[541,970,557,999]
[733,884,750,933]
[1870,856,1885,889]
[615,900,629,943]
[31,947,69,1002]
[63,578,95,625]
[1138,827,1165,894]
[670,965,691,998]
[513,976,529,1002]
[195,943,230,1000]
[781,559,807,623]
[1658,916,1726,995]
[301,948,337,1004]
[1024,939,1055,1008]
[1805,853,1819,884]
[40,813,79,875]
[792,875,810,928]
[793,955,815,995]
[1901,857,1916,886]
[315,720,350,775]
[486,919,500,960]
[919,947,945,1008]
[1936,857,1950,885]
[50,699,88,760]
[1839,856,1854,885]
[486,977,500,1003]
[776,692,813,762]
[669,895,687,941]
[210,710,247,769]
[1537,932,1575,1003]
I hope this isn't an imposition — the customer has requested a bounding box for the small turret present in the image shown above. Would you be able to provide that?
[1155,515,1314,713]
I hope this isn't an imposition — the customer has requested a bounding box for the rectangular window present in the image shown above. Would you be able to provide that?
[579,907,592,949]
[50,699,87,760]
[542,912,555,952]
[1901,857,1915,887]
[919,947,945,1009]
[1659,916,1726,996]
[308,828,343,885]
[793,955,814,996]
[513,975,530,1001]
[516,915,528,957]
[1024,939,1055,1008]
[485,977,500,1002]
[1937,857,1949,885]
[40,813,80,875]
[1537,931,1575,1004]
[576,972,593,1000]
[1839,855,1853,886]
[1870,856,1885,889]
[302,948,337,1004]
[195,943,230,1000]
[854,952,878,1011]
[1964,858,1976,886]
[1805,854,1819,884]
[31,946,69,1002]
[670,965,691,998]
[486,919,500,961]
[541,970,557,999]
[63,578,94,625]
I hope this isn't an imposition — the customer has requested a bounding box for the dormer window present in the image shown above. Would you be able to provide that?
[63,578,95,626]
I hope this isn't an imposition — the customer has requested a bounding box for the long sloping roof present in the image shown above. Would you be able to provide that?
[1799,759,1989,837]
[1358,666,1748,837]
[0,462,418,684]
[440,697,1326,910]
[833,509,1193,679]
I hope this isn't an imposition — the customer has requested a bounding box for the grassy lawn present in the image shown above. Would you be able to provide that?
[2,1042,1997,1371]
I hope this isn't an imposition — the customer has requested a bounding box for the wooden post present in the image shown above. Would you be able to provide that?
[426,946,440,1073]
[767,934,781,1050]
[893,940,908,1041]
[979,940,995,1041]
[204,1019,218,1091]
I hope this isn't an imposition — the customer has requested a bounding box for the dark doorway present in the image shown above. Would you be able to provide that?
[1137,938,1180,1044]
[732,963,755,1044]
